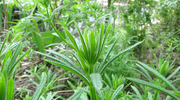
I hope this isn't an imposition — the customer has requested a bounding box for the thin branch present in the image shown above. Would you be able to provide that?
[55,0,57,8]
[16,0,24,8]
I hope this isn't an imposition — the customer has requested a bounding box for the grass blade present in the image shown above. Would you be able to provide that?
[68,89,84,100]
[0,74,6,100]
[0,33,9,55]
[127,78,179,100]
[8,44,22,75]
[101,23,112,51]
[9,49,31,75]
[75,22,88,59]
[38,51,90,85]
[6,78,14,100]
[32,32,45,52]
[167,67,180,80]
[132,68,152,82]
[1,42,20,59]
[136,64,153,82]
[46,60,89,85]
[99,35,120,72]
[100,41,142,74]
[131,85,143,100]
[31,72,47,100]
[64,28,78,50]
[47,50,80,71]
[138,61,177,91]
[51,6,66,19]
[110,84,124,100]
[148,92,153,100]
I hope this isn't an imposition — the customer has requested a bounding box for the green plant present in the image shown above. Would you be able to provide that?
[15,85,31,99]
[150,53,175,76]
[38,19,142,99]
[105,74,126,90]
[19,64,70,99]
[119,0,154,59]
[127,60,180,99]
[147,0,180,65]
[31,72,47,100]
[40,92,59,100]
[0,34,30,100]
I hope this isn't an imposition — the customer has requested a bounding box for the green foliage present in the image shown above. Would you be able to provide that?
[32,72,47,100]
[1,0,180,100]
[150,53,175,76]
[0,34,30,100]
[128,59,180,99]
[38,22,141,99]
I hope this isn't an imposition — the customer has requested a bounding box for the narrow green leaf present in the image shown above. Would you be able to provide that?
[68,89,84,100]
[8,44,22,74]
[64,28,79,50]
[100,23,105,45]
[44,59,90,85]
[105,73,113,88]
[131,86,143,100]
[37,51,72,67]
[96,89,105,100]
[136,64,153,82]
[47,50,80,71]
[138,61,177,91]
[165,96,171,100]
[45,92,56,100]
[172,78,180,84]
[132,68,152,82]
[83,29,90,61]
[50,5,66,19]
[75,22,88,59]
[33,32,45,52]
[72,53,88,74]
[6,78,14,100]
[167,67,180,80]
[32,19,40,33]
[100,41,142,74]
[89,31,96,64]
[99,35,120,72]
[101,23,112,51]
[48,21,74,49]
[127,78,179,100]
[0,10,2,29]
[45,92,57,100]
[31,72,47,100]
[96,23,106,61]
[110,84,124,100]
[0,33,9,55]
[0,74,6,100]
[32,19,45,52]
[0,42,20,59]
[174,91,180,97]
[2,50,12,71]
[148,92,153,100]
[9,49,31,76]
[51,84,67,90]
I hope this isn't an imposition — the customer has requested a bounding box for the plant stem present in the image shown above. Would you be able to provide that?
[89,84,99,100]
[153,91,159,100]
[2,0,8,30]
[108,0,111,8]
[46,7,65,43]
